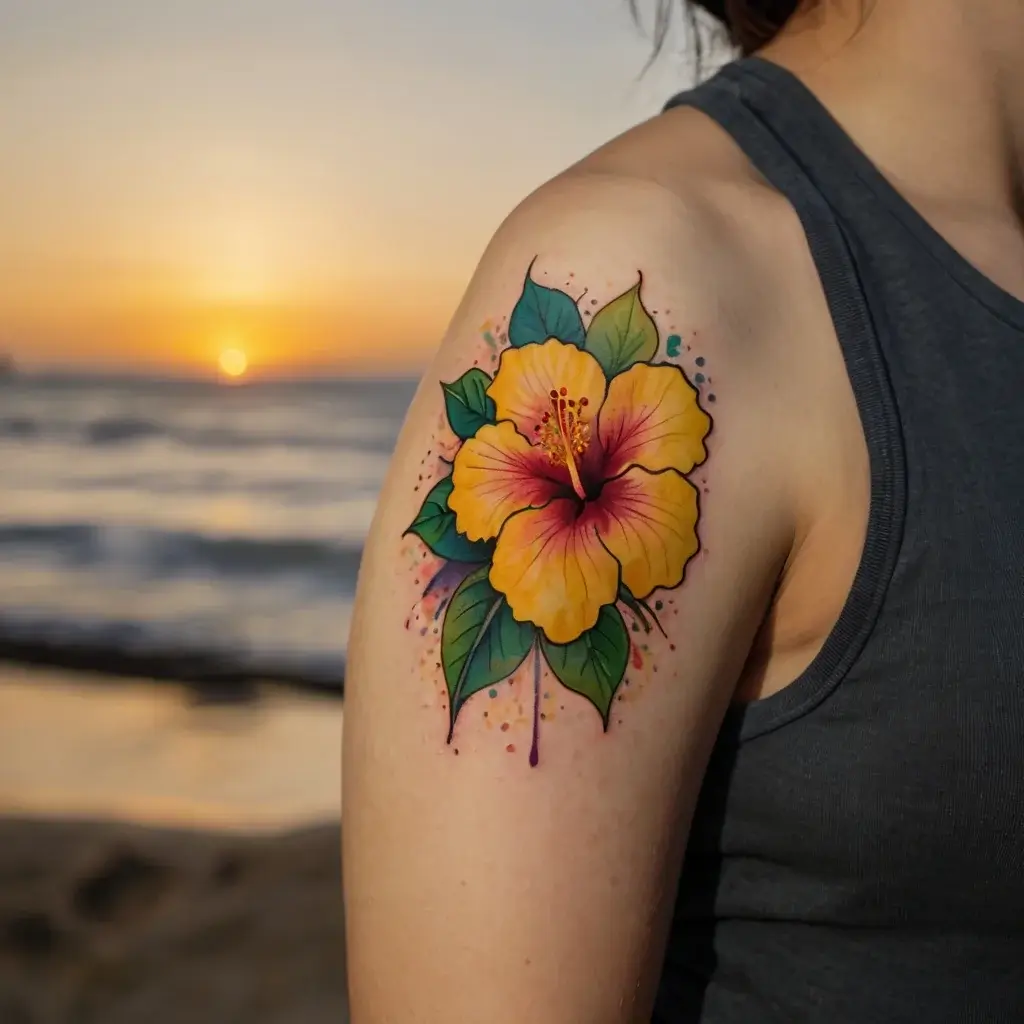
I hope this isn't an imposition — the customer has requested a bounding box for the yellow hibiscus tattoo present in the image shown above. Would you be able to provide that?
[450,340,710,643]
[405,265,713,766]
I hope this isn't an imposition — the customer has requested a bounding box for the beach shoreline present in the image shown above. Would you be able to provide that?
[0,374,410,703]
[0,662,347,1021]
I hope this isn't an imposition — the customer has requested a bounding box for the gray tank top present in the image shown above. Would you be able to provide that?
[657,57,1024,1022]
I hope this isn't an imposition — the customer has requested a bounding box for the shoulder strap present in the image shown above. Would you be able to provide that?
[664,59,907,741]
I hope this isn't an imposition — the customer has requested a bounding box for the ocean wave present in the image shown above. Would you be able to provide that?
[86,416,164,444]
[0,612,344,693]
[0,522,99,552]
[85,417,357,451]
[0,522,363,582]
[0,416,38,438]
[71,472,348,502]
[1,413,400,453]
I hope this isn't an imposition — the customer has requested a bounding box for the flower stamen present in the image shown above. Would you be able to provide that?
[538,387,591,500]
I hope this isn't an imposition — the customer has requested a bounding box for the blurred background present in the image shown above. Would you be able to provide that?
[0,1,714,1020]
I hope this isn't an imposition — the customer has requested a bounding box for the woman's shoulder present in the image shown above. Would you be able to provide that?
[491,99,810,339]
[577,100,767,204]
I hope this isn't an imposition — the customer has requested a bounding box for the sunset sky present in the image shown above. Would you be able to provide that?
[1,0,699,376]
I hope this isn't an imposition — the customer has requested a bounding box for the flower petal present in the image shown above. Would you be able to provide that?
[490,499,620,644]
[598,363,711,478]
[593,467,700,599]
[449,422,568,541]
[488,338,607,438]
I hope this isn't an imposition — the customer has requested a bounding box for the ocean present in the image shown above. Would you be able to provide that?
[0,373,418,693]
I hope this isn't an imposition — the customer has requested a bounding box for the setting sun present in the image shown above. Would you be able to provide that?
[218,348,249,379]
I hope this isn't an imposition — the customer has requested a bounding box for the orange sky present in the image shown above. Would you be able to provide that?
[0,2,694,377]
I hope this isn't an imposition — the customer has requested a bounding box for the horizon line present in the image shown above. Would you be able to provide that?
[3,366,426,383]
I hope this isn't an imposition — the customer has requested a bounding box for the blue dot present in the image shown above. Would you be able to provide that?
[695,356,706,367]
[695,373,705,384]
[488,689,498,698]
[666,334,682,357]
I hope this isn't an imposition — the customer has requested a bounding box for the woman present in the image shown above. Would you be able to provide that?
[343,1,1024,1019]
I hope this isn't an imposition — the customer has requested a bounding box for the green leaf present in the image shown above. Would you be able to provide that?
[441,368,496,440]
[442,566,536,739]
[584,275,659,377]
[540,605,630,728]
[405,475,495,563]
[619,583,668,638]
[508,262,586,348]
[617,583,651,633]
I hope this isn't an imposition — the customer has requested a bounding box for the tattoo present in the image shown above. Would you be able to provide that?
[404,261,713,766]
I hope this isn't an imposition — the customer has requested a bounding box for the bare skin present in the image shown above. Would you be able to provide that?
[343,2,1024,1020]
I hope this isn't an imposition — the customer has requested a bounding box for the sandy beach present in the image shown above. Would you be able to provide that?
[0,665,347,1023]
[0,818,346,1024]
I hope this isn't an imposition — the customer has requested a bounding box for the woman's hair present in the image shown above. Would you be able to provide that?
[633,0,800,55]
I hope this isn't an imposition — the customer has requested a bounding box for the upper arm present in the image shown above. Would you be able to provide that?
[343,171,796,1023]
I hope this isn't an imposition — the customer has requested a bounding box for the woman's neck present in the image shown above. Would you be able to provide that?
[760,0,1024,222]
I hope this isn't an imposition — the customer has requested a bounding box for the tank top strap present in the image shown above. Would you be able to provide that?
[663,58,907,741]
[666,58,880,219]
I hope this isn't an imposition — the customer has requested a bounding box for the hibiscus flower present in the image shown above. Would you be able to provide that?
[448,338,711,644]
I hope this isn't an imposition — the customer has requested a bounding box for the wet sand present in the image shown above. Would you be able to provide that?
[0,665,341,832]
[0,818,346,1024]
